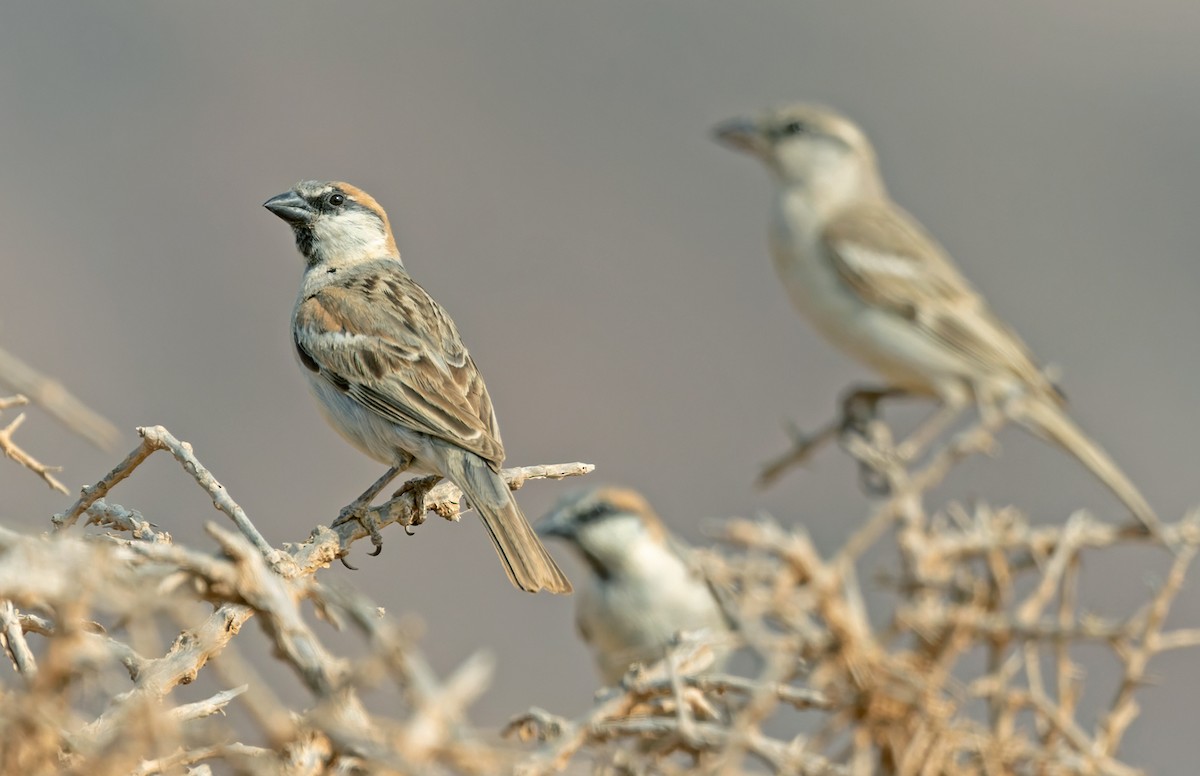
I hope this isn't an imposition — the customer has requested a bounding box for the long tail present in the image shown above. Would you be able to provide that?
[1014,396,1160,535]
[441,448,572,594]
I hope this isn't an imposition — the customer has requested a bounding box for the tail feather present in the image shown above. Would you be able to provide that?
[442,449,572,594]
[1014,397,1160,534]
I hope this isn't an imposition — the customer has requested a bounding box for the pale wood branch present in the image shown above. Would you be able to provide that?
[0,346,119,450]
[0,400,68,493]
[4,381,1195,776]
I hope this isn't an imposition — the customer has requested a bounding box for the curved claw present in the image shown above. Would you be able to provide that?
[391,474,441,530]
[339,555,359,571]
[332,504,386,561]
[857,462,893,497]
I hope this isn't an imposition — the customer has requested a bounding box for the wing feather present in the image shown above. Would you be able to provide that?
[293,261,505,465]
[821,202,1051,390]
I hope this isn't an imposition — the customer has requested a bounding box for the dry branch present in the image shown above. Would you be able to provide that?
[0,392,1194,775]
[3,423,593,774]
[0,396,68,494]
[0,345,119,450]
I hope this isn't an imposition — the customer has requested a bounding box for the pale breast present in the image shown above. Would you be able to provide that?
[769,196,972,392]
[304,371,440,473]
[578,556,730,683]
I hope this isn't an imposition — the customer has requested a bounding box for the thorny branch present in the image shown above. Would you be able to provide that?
[0,422,594,774]
[0,395,68,494]
[0,345,119,450]
[0,347,117,492]
[0,392,1195,775]
[501,402,1196,774]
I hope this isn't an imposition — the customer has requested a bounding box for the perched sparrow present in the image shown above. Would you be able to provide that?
[538,487,733,683]
[714,104,1158,531]
[264,181,571,594]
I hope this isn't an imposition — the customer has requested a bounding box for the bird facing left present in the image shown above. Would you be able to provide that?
[537,486,734,683]
[263,180,572,594]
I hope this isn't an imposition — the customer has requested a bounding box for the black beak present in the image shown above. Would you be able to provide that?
[263,190,315,226]
[535,516,573,540]
[712,117,764,155]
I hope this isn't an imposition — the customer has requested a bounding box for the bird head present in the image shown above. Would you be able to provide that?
[264,180,400,268]
[713,104,883,201]
[537,486,670,580]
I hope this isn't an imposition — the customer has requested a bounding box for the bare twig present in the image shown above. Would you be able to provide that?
[0,600,37,680]
[0,400,68,493]
[170,685,248,722]
[4,386,1195,776]
[0,345,120,450]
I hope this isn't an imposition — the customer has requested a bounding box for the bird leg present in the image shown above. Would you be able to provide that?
[838,387,911,495]
[842,387,908,435]
[844,389,978,495]
[758,385,904,488]
[332,454,413,560]
[846,390,978,497]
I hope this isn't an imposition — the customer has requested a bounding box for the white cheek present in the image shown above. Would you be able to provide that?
[578,519,642,559]
[313,212,389,261]
[803,147,877,205]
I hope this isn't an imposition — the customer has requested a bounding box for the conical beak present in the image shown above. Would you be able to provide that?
[712,117,766,156]
[263,190,315,226]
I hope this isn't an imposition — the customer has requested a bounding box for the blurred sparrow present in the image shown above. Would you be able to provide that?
[264,180,571,594]
[714,104,1159,532]
[538,486,733,683]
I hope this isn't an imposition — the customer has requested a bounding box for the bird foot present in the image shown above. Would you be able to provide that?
[838,416,908,497]
[390,475,442,535]
[834,386,918,496]
[332,501,385,567]
[853,444,907,496]
[328,462,412,567]
[759,386,907,491]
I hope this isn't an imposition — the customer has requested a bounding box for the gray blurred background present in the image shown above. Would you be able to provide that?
[2,1,1198,768]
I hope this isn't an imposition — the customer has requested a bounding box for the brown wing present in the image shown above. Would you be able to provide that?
[821,201,1051,390]
[293,261,505,466]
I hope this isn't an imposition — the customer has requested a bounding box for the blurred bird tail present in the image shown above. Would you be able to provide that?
[1014,396,1160,536]
[443,450,573,594]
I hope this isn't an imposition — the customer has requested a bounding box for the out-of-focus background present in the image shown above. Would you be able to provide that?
[2,2,1197,768]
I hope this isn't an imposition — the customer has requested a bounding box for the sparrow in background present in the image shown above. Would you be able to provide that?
[264,181,571,594]
[538,486,734,684]
[713,104,1159,532]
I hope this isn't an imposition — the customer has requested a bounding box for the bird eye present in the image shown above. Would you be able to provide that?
[781,121,808,136]
[327,193,345,207]
[577,503,614,524]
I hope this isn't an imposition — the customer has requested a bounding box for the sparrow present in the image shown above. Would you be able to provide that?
[537,486,733,683]
[264,181,572,594]
[713,104,1159,532]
